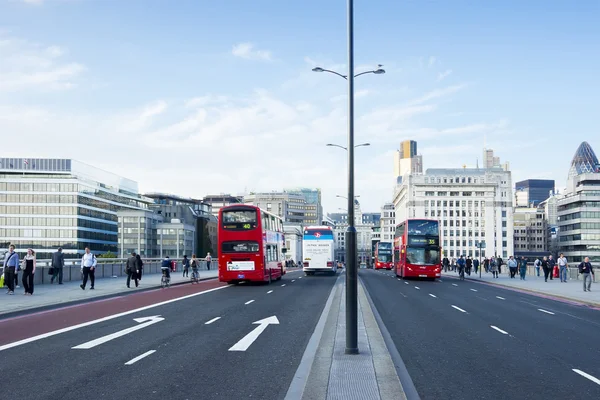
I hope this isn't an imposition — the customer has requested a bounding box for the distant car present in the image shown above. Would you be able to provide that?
[360,262,367,269]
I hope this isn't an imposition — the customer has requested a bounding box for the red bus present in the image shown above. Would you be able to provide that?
[218,205,286,284]
[374,242,393,270]
[394,219,442,280]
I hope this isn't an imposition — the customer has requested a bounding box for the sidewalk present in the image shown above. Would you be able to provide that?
[1,269,218,316]
[293,275,406,400]
[443,269,600,306]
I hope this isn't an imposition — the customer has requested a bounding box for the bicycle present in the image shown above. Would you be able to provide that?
[161,267,171,288]
[458,266,465,281]
[191,268,199,284]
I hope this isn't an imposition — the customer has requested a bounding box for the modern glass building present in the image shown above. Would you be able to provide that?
[515,179,555,207]
[0,158,152,258]
[285,188,323,225]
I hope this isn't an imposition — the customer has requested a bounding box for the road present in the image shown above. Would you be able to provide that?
[361,269,600,400]
[0,270,338,400]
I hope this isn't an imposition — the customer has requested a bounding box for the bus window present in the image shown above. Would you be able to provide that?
[222,241,260,253]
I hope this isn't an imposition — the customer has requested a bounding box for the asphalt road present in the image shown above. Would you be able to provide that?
[360,269,600,400]
[0,269,338,400]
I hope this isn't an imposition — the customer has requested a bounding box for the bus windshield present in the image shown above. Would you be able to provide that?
[221,209,258,230]
[377,254,392,262]
[406,247,440,265]
[408,220,439,236]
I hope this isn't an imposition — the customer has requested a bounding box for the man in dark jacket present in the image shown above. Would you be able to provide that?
[466,256,473,276]
[547,255,556,280]
[442,257,450,272]
[51,247,65,284]
[126,252,139,288]
[578,257,594,292]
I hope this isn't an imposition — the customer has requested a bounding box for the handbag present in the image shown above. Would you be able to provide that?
[0,273,4,288]
[49,267,55,275]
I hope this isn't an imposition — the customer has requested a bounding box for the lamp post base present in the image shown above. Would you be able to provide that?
[345,227,358,354]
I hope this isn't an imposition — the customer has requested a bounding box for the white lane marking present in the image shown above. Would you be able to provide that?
[452,284,458,287]
[299,277,302,279]
[0,284,229,353]
[281,284,286,287]
[245,300,255,305]
[572,369,600,386]
[72,316,164,349]
[125,350,156,365]
[405,282,409,285]
[205,317,221,325]
[292,280,296,282]
[538,309,555,315]
[496,296,505,300]
[229,316,279,351]
[267,290,273,294]
[490,325,509,335]
[451,305,466,313]
[415,287,420,290]
[438,279,443,282]
[470,289,478,292]
[429,294,437,298]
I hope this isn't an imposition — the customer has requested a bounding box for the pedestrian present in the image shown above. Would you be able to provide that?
[578,257,595,292]
[21,248,36,295]
[182,255,190,277]
[206,252,212,270]
[51,247,65,284]
[442,256,450,272]
[507,256,518,278]
[3,244,19,295]
[541,256,551,282]
[534,258,541,277]
[519,256,528,280]
[547,255,556,280]
[80,247,97,290]
[451,257,456,272]
[191,254,199,272]
[473,258,480,274]
[490,257,499,278]
[484,257,490,273]
[557,253,569,282]
[466,256,473,276]
[126,251,139,288]
[136,254,144,281]
[497,256,503,275]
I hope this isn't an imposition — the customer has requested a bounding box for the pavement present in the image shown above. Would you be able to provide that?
[0,269,219,317]
[361,268,600,400]
[443,268,600,306]
[0,268,341,400]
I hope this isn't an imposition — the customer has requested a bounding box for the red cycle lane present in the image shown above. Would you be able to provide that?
[0,279,228,349]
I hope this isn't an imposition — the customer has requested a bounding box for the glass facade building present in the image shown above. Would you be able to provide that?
[0,158,152,258]
[514,179,555,207]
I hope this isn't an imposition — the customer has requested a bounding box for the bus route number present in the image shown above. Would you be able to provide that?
[428,239,436,245]
[242,223,251,229]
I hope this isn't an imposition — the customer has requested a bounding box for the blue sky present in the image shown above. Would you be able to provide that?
[1,0,599,212]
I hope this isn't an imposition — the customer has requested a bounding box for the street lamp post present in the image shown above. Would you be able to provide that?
[475,240,486,278]
[326,143,370,151]
[312,0,384,355]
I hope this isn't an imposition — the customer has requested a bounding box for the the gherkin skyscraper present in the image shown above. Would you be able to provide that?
[568,141,600,177]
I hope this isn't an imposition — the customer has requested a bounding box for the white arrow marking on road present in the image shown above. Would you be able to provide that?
[496,296,505,300]
[429,294,437,298]
[205,317,221,325]
[573,369,600,386]
[538,309,555,315]
[229,316,279,352]
[125,350,156,365]
[470,289,478,292]
[72,315,165,349]
[490,325,508,335]
[451,305,466,313]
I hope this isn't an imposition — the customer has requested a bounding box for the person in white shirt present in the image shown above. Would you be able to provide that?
[80,247,97,290]
[206,253,212,270]
[557,253,569,283]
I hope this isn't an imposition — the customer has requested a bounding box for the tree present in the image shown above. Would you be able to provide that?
[98,251,117,259]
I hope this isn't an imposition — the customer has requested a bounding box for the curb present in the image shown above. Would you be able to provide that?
[0,276,218,320]
[443,274,600,308]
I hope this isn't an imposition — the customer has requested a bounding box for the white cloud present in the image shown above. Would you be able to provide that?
[408,84,467,106]
[437,69,452,81]
[0,36,85,91]
[22,0,44,4]
[428,56,436,67]
[231,42,272,61]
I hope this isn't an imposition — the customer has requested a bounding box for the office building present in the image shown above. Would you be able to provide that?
[203,194,243,217]
[244,192,306,224]
[515,179,555,207]
[379,203,396,242]
[513,207,548,259]
[0,158,152,258]
[117,210,162,258]
[557,142,600,262]
[394,140,423,180]
[330,199,373,264]
[286,188,323,225]
[283,224,303,263]
[482,148,510,171]
[393,167,514,259]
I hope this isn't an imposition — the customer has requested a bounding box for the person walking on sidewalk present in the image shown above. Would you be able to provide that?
[497,256,503,275]
[206,252,212,270]
[490,257,499,278]
[136,254,144,281]
[534,258,541,277]
[466,256,473,276]
[547,255,556,280]
[541,256,551,282]
[21,248,36,295]
[507,256,518,278]
[473,258,480,274]
[51,247,65,284]
[578,257,595,292]
[3,244,19,295]
[558,253,569,282]
[126,252,139,288]
[484,257,490,273]
[182,255,190,277]
[519,256,528,280]
[80,247,97,290]
[442,256,449,272]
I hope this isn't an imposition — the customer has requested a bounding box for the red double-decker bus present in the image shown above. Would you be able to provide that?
[374,242,393,270]
[394,219,442,280]
[218,204,286,285]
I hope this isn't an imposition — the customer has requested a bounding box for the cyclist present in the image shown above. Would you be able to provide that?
[161,256,171,284]
[457,255,466,280]
[190,253,200,282]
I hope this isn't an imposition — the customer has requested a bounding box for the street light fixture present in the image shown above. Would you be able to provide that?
[326,143,370,151]
[336,194,360,200]
[312,65,385,80]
